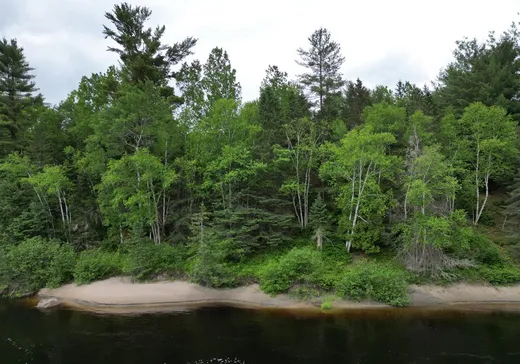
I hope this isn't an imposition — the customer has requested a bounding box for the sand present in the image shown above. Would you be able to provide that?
[410,284,520,305]
[37,277,520,314]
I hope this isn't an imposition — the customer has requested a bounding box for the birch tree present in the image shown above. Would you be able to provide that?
[399,145,469,275]
[320,126,397,252]
[97,148,177,244]
[24,165,73,239]
[459,103,517,225]
[274,117,322,229]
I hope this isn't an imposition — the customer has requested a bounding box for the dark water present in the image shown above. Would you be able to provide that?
[2,300,520,364]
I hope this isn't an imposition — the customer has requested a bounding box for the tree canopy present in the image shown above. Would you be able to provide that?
[1,3,520,299]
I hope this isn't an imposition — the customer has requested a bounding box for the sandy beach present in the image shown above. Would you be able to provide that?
[37,277,520,314]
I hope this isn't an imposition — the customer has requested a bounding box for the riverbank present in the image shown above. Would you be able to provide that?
[37,277,520,314]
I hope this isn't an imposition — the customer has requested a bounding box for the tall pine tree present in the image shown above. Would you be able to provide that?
[103,2,197,99]
[296,28,345,114]
[0,38,41,157]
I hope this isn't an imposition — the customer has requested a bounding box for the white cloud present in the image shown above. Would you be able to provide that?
[1,0,518,104]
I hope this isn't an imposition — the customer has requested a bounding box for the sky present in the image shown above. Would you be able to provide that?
[1,0,519,105]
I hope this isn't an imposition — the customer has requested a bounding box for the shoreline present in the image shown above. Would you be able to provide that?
[36,277,520,314]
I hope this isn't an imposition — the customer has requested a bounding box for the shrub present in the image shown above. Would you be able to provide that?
[479,265,520,285]
[190,256,236,288]
[466,233,505,266]
[336,260,410,307]
[0,237,76,296]
[260,246,324,295]
[189,239,237,288]
[289,285,321,300]
[74,250,124,285]
[321,301,333,310]
[125,243,186,281]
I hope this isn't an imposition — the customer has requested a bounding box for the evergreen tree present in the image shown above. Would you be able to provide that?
[342,78,372,129]
[297,28,345,113]
[309,195,331,250]
[435,23,520,120]
[103,2,197,98]
[370,85,395,104]
[0,38,41,156]
[395,80,437,117]
[258,65,310,156]
[201,47,241,113]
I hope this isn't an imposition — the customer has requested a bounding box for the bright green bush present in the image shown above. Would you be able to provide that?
[336,260,410,307]
[479,265,520,285]
[0,237,76,296]
[260,246,324,295]
[321,300,333,310]
[125,243,186,281]
[74,250,124,285]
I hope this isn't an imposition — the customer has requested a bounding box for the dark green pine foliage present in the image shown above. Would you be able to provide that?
[258,65,310,157]
[0,38,41,156]
[209,172,295,261]
[319,91,343,124]
[341,78,372,129]
[211,203,293,261]
[435,23,520,120]
[25,107,70,168]
[395,80,437,117]
[103,2,197,99]
[309,195,332,250]
[502,173,520,250]
[0,157,52,245]
[188,203,232,288]
[297,28,345,114]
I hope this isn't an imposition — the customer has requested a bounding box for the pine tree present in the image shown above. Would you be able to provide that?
[297,28,345,113]
[309,195,331,250]
[435,23,520,120]
[103,2,197,96]
[395,81,437,117]
[502,172,520,233]
[258,65,310,155]
[0,38,41,156]
[342,78,372,129]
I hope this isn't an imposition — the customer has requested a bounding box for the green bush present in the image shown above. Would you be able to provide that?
[479,265,520,285]
[125,243,186,281]
[321,300,333,310]
[289,285,321,300]
[336,260,410,307]
[467,233,505,266]
[260,246,324,295]
[0,237,76,296]
[189,239,237,288]
[190,256,236,288]
[478,210,495,227]
[74,250,124,285]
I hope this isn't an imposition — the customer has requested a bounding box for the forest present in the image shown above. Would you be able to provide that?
[2,2,520,306]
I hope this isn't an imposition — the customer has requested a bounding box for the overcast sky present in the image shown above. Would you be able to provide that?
[1,0,518,105]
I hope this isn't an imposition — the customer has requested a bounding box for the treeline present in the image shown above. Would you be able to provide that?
[1,3,520,301]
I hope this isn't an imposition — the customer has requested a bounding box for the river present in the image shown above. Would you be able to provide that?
[1,300,520,363]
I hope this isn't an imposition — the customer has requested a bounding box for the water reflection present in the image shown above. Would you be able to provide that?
[2,300,520,363]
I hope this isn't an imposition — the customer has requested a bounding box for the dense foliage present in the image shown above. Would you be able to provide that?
[336,261,410,307]
[1,3,520,305]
